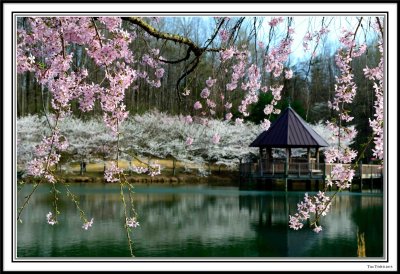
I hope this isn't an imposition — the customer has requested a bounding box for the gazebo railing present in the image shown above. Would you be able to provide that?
[240,159,325,178]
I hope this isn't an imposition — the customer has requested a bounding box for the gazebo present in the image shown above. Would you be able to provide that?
[240,106,329,191]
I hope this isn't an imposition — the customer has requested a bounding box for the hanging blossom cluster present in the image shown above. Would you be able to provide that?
[193,76,218,117]
[289,24,366,233]
[289,192,331,233]
[364,41,384,161]
[218,21,293,132]
[302,27,330,56]
[189,76,222,145]
[265,28,294,78]
[126,217,140,228]
[17,17,167,236]
[104,162,124,182]
[46,212,57,225]
[17,16,165,172]
[27,129,69,183]
[82,218,94,230]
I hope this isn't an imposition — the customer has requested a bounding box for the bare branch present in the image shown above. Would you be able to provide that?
[122,17,221,57]
[375,17,384,38]
[176,57,200,102]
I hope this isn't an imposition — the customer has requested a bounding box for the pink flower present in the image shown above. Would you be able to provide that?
[226,82,237,91]
[184,115,193,124]
[186,137,194,146]
[289,214,303,230]
[182,89,190,96]
[220,47,235,61]
[313,226,323,233]
[126,217,140,228]
[194,101,202,110]
[261,119,271,131]
[200,88,210,98]
[212,133,220,144]
[285,69,293,79]
[82,218,94,230]
[219,30,229,42]
[206,77,216,88]
[235,118,243,125]
[206,99,216,108]
[46,212,57,225]
[27,158,45,177]
[268,17,284,27]
[155,68,164,78]
[104,162,123,183]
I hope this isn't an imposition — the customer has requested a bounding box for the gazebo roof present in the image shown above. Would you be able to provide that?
[250,106,329,148]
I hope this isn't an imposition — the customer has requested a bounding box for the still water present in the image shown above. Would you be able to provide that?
[17,184,384,258]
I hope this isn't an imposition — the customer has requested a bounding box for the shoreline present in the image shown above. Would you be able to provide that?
[19,173,241,187]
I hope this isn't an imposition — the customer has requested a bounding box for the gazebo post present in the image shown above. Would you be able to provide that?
[316,147,320,168]
[259,148,263,176]
[285,148,290,191]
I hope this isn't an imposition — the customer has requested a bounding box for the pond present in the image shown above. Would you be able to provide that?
[16,183,384,258]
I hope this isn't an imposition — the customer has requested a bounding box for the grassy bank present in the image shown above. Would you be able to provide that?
[21,159,240,186]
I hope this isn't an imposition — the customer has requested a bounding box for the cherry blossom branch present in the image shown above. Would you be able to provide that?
[290,17,367,233]
[348,17,363,58]
[17,182,40,222]
[63,181,93,230]
[119,179,134,257]
[18,111,62,221]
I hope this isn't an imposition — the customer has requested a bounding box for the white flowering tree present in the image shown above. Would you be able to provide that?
[17,115,48,173]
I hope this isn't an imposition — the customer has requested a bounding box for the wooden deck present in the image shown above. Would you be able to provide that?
[239,159,383,191]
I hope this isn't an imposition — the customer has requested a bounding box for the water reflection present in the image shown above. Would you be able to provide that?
[17,184,383,258]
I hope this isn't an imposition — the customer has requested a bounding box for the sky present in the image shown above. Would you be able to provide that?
[160,15,380,65]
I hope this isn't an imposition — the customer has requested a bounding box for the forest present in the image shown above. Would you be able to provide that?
[16,16,382,163]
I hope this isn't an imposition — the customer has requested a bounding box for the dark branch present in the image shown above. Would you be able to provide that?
[176,57,200,102]
[203,18,226,50]
[375,17,384,38]
[159,48,192,64]
[348,17,363,58]
[121,16,223,81]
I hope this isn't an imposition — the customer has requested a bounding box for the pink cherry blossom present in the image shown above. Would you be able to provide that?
[200,88,210,98]
[225,113,233,121]
[212,133,220,144]
[104,162,123,183]
[186,137,194,146]
[219,29,229,42]
[184,115,193,124]
[82,218,94,230]
[285,69,293,79]
[46,212,57,226]
[194,101,202,110]
[126,217,140,228]
[206,77,216,88]
[261,119,271,131]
